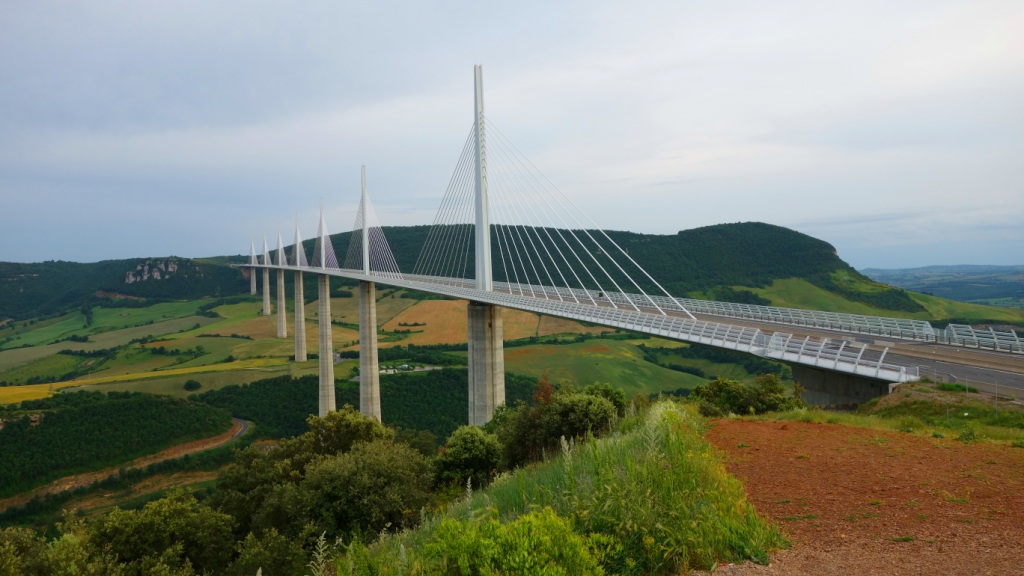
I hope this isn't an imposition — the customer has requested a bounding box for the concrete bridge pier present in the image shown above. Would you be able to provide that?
[262,269,271,316]
[317,274,336,416]
[359,281,381,420]
[294,271,306,361]
[276,270,287,338]
[249,270,256,295]
[468,302,505,425]
[792,364,895,407]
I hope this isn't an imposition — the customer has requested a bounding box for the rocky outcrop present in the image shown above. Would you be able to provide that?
[124,259,183,284]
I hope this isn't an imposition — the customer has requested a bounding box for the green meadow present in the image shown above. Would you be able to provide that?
[503,339,707,396]
[750,277,1024,324]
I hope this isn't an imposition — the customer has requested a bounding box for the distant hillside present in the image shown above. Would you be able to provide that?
[0,222,920,321]
[862,265,1024,308]
[353,222,922,313]
[0,257,248,320]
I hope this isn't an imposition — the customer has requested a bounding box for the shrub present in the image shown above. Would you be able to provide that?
[435,426,501,489]
[690,374,804,415]
[303,439,433,539]
[225,528,306,576]
[301,405,395,456]
[89,491,235,575]
[581,382,626,416]
[183,380,202,391]
[490,391,616,469]
[423,508,604,575]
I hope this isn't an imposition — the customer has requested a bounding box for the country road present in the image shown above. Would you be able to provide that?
[0,417,251,513]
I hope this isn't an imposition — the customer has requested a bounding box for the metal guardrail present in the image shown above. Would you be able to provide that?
[936,324,1023,354]
[403,275,1022,355]
[251,265,920,382]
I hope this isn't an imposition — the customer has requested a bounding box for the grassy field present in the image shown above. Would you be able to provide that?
[649,348,756,383]
[503,339,707,397]
[0,357,295,404]
[749,278,1024,324]
[379,299,605,347]
[908,292,1024,323]
[0,301,207,351]
[0,316,218,374]
[73,361,333,398]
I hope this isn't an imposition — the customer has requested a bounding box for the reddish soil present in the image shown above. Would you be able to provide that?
[0,419,244,512]
[703,420,1024,575]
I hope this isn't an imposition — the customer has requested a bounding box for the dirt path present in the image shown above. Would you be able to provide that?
[704,419,1024,575]
[0,418,247,512]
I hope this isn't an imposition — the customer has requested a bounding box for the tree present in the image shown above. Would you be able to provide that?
[225,529,306,576]
[301,405,394,456]
[302,439,433,539]
[435,426,501,489]
[90,491,234,575]
[532,370,554,404]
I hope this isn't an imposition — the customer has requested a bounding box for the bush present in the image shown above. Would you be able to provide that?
[690,374,804,416]
[303,439,433,539]
[435,426,501,489]
[543,393,616,442]
[302,405,395,456]
[183,380,202,391]
[490,391,616,469]
[89,491,235,575]
[225,528,306,576]
[423,508,604,575]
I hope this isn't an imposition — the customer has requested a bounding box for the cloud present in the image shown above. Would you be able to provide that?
[0,0,1021,269]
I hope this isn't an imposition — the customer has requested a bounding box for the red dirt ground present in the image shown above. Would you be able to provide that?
[703,419,1024,575]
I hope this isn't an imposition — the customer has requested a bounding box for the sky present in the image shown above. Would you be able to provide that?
[1,0,1021,269]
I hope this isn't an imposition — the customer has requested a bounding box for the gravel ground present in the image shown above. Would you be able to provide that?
[702,419,1024,576]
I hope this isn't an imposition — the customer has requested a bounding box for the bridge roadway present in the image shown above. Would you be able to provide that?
[684,313,1024,399]
[253,265,1024,397]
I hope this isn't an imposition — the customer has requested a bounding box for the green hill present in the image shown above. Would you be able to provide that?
[0,257,247,321]
[5,222,1022,325]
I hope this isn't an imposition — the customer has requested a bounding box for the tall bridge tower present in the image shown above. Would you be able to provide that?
[468,65,505,426]
[358,166,382,421]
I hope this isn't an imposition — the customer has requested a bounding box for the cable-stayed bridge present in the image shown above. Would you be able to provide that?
[245,66,1023,423]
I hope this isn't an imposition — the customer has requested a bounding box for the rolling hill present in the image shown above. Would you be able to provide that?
[2,223,1020,326]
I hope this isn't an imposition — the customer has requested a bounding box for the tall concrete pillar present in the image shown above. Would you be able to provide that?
[276,270,287,338]
[262,269,271,316]
[294,271,306,362]
[249,241,258,295]
[468,301,504,425]
[359,281,381,420]
[317,274,336,416]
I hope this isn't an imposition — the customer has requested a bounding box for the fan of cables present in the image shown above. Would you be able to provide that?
[414,119,692,318]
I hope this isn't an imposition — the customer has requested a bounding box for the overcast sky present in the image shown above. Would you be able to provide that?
[1,0,1021,269]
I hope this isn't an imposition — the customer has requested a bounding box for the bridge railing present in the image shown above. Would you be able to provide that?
[370,272,918,383]
[759,332,919,382]
[469,278,1021,355]
[935,324,1023,354]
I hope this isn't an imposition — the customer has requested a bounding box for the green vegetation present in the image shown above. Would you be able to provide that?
[689,374,805,417]
[198,370,536,441]
[637,342,790,381]
[0,442,241,528]
[0,258,247,322]
[504,339,707,397]
[342,402,785,574]
[748,384,1024,445]
[863,264,1024,308]
[0,391,232,498]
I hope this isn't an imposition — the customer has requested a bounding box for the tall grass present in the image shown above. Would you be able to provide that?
[763,404,1024,443]
[338,401,785,575]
